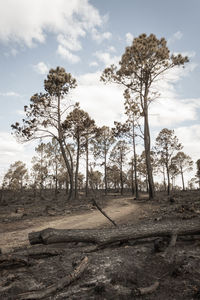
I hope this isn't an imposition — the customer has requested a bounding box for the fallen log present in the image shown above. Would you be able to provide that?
[16,245,64,258]
[29,219,200,247]
[16,256,88,300]
[0,254,31,269]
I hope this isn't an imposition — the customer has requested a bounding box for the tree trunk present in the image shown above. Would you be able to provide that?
[166,163,170,195]
[143,104,155,199]
[132,122,139,198]
[59,141,73,200]
[57,94,73,201]
[29,218,200,247]
[75,136,80,199]
[120,152,123,195]
[163,166,167,191]
[180,167,185,190]
[54,162,58,197]
[85,137,89,197]
[130,159,134,196]
[104,151,108,195]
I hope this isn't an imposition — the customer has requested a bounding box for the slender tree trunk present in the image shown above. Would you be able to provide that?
[57,94,73,201]
[146,175,149,192]
[132,122,139,198]
[163,166,167,191]
[131,159,134,196]
[75,136,80,199]
[55,162,58,197]
[85,137,89,197]
[120,153,123,195]
[59,141,73,200]
[166,163,170,195]
[104,150,108,195]
[143,102,155,199]
[180,166,185,190]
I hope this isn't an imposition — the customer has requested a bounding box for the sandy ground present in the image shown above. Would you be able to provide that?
[0,197,140,253]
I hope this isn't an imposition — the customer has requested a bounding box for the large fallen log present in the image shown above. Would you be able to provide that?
[16,256,88,300]
[29,219,200,247]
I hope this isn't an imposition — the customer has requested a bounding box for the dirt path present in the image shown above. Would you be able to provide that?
[0,197,140,253]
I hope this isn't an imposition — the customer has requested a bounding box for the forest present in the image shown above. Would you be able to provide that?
[0,34,200,300]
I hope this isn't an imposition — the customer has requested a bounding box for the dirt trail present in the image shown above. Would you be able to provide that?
[0,198,139,253]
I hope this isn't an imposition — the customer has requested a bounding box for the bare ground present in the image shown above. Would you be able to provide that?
[0,197,141,252]
[0,190,200,299]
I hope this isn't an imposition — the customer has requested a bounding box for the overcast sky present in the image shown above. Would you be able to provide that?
[0,0,200,185]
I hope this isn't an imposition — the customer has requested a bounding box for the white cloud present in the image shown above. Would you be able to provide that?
[148,62,199,127]
[0,0,107,57]
[0,91,20,97]
[57,33,82,52]
[94,51,120,66]
[125,32,133,44]
[73,71,125,127]
[175,124,200,164]
[149,98,200,127]
[91,29,112,43]
[0,132,36,184]
[11,48,18,56]
[89,61,99,67]
[175,124,200,184]
[168,31,183,44]
[107,46,116,53]
[33,61,49,75]
[57,45,80,63]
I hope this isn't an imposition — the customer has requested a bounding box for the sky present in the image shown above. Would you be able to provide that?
[0,0,200,186]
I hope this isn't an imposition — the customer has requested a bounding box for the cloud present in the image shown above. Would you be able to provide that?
[125,32,133,44]
[89,61,99,67]
[33,61,49,74]
[57,45,80,63]
[174,124,200,184]
[0,91,21,97]
[175,125,200,160]
[0,132,36,184]
[168,31,183,44]
[0,0,108,57]
[57,33,82,52]
[73,71,125,127]
[107,46,116,53]
[94,51,120,66]
[91,29,112,43]
[146,61,199,127]
[149,97,200,127]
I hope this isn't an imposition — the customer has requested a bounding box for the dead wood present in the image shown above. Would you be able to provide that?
[16,256,88,300]
[16,245,64,258]
[29,219,200,248]
[93,281,159,298]
[0,274,17,293]
[0,254,31,269]
[161,232,177,259]
[134,280,159,296]
[91,198,118,227]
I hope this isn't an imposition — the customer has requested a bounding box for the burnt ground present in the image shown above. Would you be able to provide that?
[0,189,200,299]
